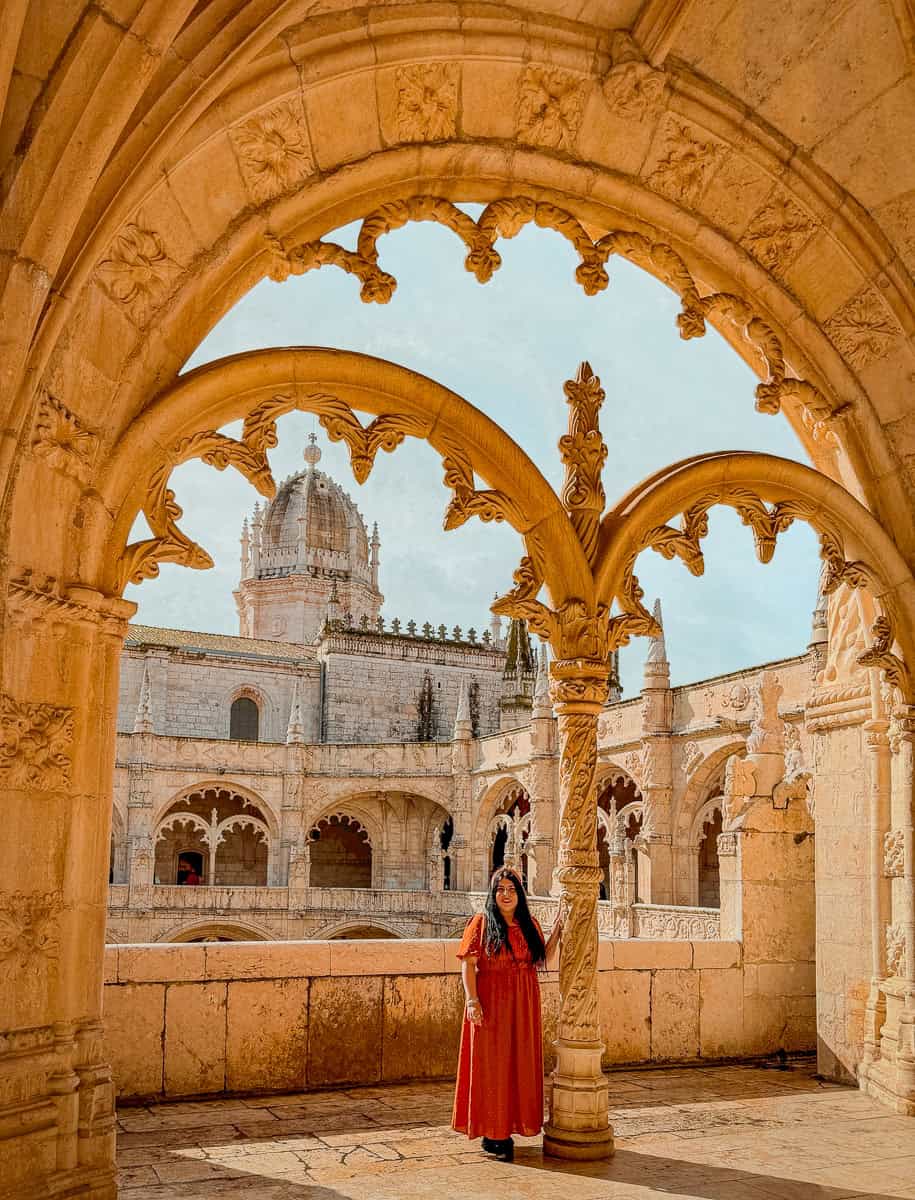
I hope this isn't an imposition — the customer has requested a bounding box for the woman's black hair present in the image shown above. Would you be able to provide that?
[482,867,545,964]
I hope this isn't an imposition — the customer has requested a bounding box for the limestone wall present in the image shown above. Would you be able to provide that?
[102,937,812,1102]
[319,631,505,742]
[118,647,321,743]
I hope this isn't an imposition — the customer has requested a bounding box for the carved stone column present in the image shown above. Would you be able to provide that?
[542,658,614,1161]
[862,718,891,1067]
[1,588,133,1199]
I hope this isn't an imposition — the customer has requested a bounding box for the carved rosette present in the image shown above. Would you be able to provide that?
[0,891,64,975]
[230,100,314,202]
[395,63,459,141]
[96,222,182,326]
[825,287,902,370]
[516,65,587,150]
[646,118,726,207]
[0,695,73,791]
[549,659,608,1044]
[31,392,98,483]
[740,191,818,277]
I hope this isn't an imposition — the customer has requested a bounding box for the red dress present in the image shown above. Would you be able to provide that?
[451,912,544,1140]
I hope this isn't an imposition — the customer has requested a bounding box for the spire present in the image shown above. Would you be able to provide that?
[533,643,552,718]
[240,516,250,580]
[454,675,472,740]
[286,680,305,745]
[370,521,381,589]
[133,661,154,734]
[646,598,667,664]
[490,597,502,648]
[503,617,535,678]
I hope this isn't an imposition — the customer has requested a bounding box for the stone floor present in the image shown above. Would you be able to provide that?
[117,1059,915,1199]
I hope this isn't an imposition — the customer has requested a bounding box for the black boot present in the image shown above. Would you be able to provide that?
[494,1137,514,1162]
[481,1136,498,1154]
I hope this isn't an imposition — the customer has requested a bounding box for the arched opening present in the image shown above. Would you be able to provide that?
[153,786,273,887]
[697,805,723,908]
[488,784,531,882]
[229,695,260,741]
[308,814,372,889]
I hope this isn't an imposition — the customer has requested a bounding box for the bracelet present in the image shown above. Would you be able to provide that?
[465,998,481,1009]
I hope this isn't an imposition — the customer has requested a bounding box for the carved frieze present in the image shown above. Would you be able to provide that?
[646,118,725,207]
[31,392,98,483]
[96,222,182,326]
[883,830,904,878]
[395,63,459,141]
[516,65,588,150]
[741,192,818,276]
[0,695,73,791]
[825,287,901,370]
[230,100,314,203]
[0,891,64,975]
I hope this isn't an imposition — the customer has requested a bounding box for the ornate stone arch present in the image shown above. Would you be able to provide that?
[157,918,272,943]
[674,740,745,849]
[152,779,279,838]
[311,919,404,940]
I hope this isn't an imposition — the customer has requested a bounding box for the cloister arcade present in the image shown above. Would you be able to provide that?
[3,4,915,1194]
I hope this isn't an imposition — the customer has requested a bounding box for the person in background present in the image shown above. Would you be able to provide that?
[451,866,562,1162]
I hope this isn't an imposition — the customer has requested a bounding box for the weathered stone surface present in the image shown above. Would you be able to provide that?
[382,974,463,1081]
[651,969,700,1061]
[164,982,228,1096]
[103,983,164,1097]
[308,976,383,1086]
[226,978,309,1092]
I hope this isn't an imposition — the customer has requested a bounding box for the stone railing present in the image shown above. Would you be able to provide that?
[103,936,748,1101]
[632,904,721,941]
[106,887,720,942]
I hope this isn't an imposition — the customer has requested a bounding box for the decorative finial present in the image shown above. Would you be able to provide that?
[303,432,321,470]
[646,598,667,664]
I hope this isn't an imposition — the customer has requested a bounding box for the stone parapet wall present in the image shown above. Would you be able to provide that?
[102,936,814,1103]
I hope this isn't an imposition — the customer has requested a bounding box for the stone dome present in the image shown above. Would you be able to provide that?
[253,465,370,580]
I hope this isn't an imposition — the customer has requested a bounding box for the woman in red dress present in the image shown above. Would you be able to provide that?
[451,867,562,1162]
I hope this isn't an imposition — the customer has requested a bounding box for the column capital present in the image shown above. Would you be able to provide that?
[549,658,609,712]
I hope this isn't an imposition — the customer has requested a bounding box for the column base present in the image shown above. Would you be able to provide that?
[543,1123,615,1161]
[543,1038,614,1160]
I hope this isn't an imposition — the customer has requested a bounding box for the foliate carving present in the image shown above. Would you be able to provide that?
[723,684,751,711]
[741,192,817,275]
[0,695,73,791]
[633,906,720,940]
[825,288,901,369]
[624,747,645,782]
[230,100,314,202]
[559,362,607,565]
[646,118,725,207]
[858,615,910,695]
[438,436,525,532]
[602,61,666,119]
[269,195,830,423]
[311,397,428,483]
[722,755,757,829]
[117,463,215,590]
[682,741,702,775]
[883,830,904,878]
[602,31,667,120]
[0,892,64,973]
[31,392,98,482]
[395,63,459,141]
[746,671,784,755]
[96,222,182,326]
[517,65,587,150]
[886,924,906,977]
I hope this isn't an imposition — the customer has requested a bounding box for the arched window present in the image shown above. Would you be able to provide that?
[230,696,259,741]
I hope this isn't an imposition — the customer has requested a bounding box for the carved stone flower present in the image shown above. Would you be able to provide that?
[0,892,62,972]
[395,63,459,142]
[0,695,74,791]
[825,288,901,370]
[231,101,314,203]
[96,223,182,326]
[31,392,97,483]
[602,61,666,120]
[517,65,587,150]
[742,193,817,275]
[647,120,724,206]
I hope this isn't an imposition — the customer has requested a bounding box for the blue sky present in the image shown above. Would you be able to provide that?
[126,212,819,698]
